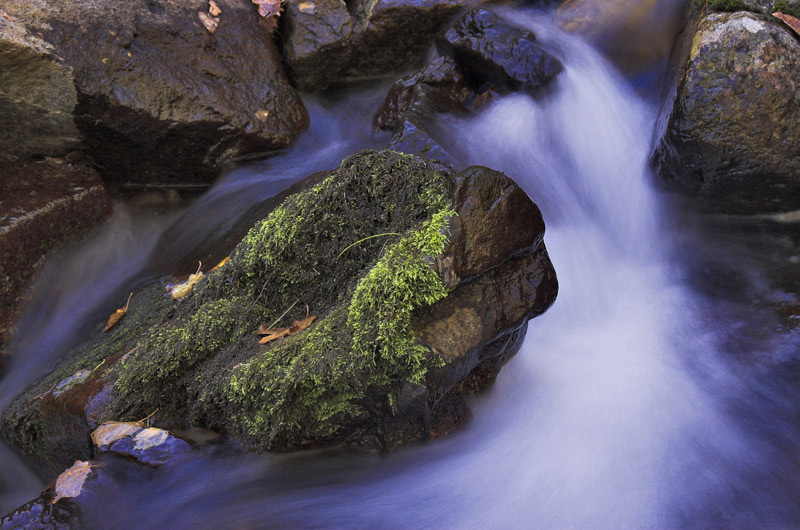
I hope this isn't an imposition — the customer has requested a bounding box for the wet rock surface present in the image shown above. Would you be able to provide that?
[0,18,80,165]
[1,150,556,475]
[0,160,111,361]
[1,0,309,187]
[281,0,491,90]
[653,11,800,213]
[436,9,563,95]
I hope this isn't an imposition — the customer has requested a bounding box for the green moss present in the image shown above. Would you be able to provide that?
[696,0,762,12]
[94,150,455,449]
[226,208,454,447]
[773,1,800,16]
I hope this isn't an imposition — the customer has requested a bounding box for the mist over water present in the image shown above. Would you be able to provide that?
[3,7,800,529]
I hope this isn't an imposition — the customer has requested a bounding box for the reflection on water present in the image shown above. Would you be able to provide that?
[3,5,800,529]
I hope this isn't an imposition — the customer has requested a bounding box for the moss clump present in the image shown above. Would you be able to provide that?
[773,1,800,16]
[104,150,454,448]
[227,208,454,446]
[695,0,761,12]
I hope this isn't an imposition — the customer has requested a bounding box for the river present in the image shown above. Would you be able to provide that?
[2,5,799,529]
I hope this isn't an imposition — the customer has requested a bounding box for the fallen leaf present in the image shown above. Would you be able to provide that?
[198,11,219,33]
[298,2,317,14]
[52,461,93,504]
[170,262,205,299]
[209,256,230,273]
[774,12,800,36]
[252,0,282,17]
[170,272,204,299]
[258,315,316,344]
[209,0,222,16]
[133,428,170,451]
[3,12,12,21]
[91,421,143,449]
[255,109,270,122]
[104,292,132,332]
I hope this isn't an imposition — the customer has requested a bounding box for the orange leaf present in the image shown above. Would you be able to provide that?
[257,315,316,344]
[103,293,132,332]
[773,12,800,36]
[209,256,230,273]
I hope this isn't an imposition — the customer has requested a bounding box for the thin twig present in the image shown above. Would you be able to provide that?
[262,300,298,333]
[137,408,159,426]
[335,233,401,262]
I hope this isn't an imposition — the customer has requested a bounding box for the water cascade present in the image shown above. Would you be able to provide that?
[2,7,799,529]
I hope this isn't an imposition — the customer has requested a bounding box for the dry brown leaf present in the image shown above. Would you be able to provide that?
[3,12,13,21]
[298,2,317,15]
[198,11,219,33]
[209,0,222,16]
[91,421,143,449]
[255,109,270,122]
[170,262,205,299]
[209,256,230,273]
[52,461,93,504]
[252,0,282,17]
[258,315,316,344]
[773,12,800,36]
[103,292,132,332]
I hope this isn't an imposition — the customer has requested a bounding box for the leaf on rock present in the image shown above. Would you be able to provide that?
[91,421,143,449]
[198,11,219,33]
[52,461,93,504]
[103,292,132,332]
[773,12,800,36]
[209,256,230,273]
[258,315,317,344]
[252,0,283,17]
[133,428,170,451]
[170,262,205,299]
[209,0,222,16]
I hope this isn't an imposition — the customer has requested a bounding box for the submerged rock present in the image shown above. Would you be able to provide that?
[652,11,800,213]
[1,0,309,186]
[1,150,556,476]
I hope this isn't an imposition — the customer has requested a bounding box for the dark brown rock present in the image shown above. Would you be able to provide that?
[1,151,557,473]
[281,0,483,90]
[652,11,800,213]
[0,18,80,165]
[0,160,111,360]
[374,56,471,132]
[436,9,563,94]
[2,0,309,186]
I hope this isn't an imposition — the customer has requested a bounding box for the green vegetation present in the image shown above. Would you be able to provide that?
[695,0,761,13]
[104,150,454,449]
[773,1,800,16]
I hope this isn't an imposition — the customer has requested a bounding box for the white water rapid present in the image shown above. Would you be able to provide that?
[2,7,799,529]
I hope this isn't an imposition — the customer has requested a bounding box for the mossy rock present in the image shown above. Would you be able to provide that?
[1,149,557,478]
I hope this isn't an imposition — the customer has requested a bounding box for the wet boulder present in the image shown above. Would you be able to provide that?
[0,160,111,362]
[281,0,486,91]
[1,150,557,475]
[652,11,800,213]
[374,56,472,132]
[1,0,309,187]
[436,9,563,94]
[0,18,80,165]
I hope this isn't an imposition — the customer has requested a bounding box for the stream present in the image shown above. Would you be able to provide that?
[2,5,800,529]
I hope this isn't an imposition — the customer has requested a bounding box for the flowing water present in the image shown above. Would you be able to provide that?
[3,6,800,529]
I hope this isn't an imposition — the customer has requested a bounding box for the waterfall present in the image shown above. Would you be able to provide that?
[3,7,799,529]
